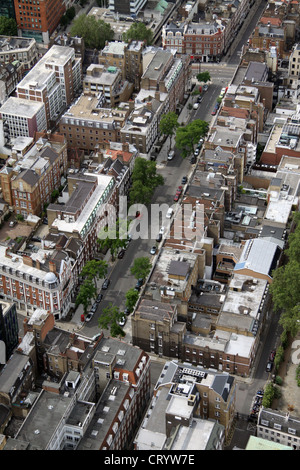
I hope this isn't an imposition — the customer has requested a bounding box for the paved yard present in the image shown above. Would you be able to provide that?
[0,220,33,244]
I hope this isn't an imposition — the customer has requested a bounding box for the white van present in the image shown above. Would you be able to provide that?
[166,208,173,219]
[167,150,175,160]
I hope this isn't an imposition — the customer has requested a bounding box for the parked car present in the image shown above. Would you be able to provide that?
[102,278,110,290]
[174,193,180,202]
[32,236,41,242]
[124,307,131,316]
[118,249,126,259]
[197,138,204,149]
[156,233,162,242]
[266,361,273,372]
[197,95,203,103]
[193,102,199,109]
[85,311,94,322]
[190,156,196,164]
[118,316,126,327]
[167,150,175,160]
[203,84,208,91]
[159,226,165,235]
[220,87,226,97]
[135,278,144,290]
[96,293,103,303]
[176,186,183,195]
[90,302,98,313]
[181,176,187,184]
[269,349,276,362]
[194,148,200,156]
[166,208,173,219]
[150,246,156,255]
[9,220,16,227]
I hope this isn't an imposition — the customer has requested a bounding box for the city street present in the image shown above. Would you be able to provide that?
[15,0,284,442]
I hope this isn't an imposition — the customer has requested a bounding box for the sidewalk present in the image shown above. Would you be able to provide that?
[55,94,195,334]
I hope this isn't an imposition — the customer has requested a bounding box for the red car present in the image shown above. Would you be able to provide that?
[269,350,276,362]
[174,193,180,202]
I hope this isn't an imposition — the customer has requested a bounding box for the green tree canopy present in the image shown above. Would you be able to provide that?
[123,22,153,45]
[125,288,139,312]
[70,15,114,49]
[175,119,209,158]
[98,303,125,337]
[0,17,17,36]
[80,259,108,288]
[129,157,164,206]
[130,256,152,280]
[196,71,211,83]
[270,213,300,337]
[97,219,129,260]
[159,112,179,153]
[75,279,97,315]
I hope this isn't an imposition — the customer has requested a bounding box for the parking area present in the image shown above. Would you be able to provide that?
[0,220,33,243]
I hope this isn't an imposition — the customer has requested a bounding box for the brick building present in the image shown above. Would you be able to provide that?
[16,45,82,126]
[132,299,186,358]
[83,63,133,107]
[59,93,130,153]
[0,36,38,72]
[14,0,66,45]
[0,132,67,217]
[48,172,117,263]
[0,245,73,319]
[1,313,151,450]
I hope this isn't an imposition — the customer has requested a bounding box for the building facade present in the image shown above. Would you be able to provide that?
[0,97,47,140]
[16,45,82,126]
[59,93,130,153]
[14,0,66,44]
[0,245,73,319]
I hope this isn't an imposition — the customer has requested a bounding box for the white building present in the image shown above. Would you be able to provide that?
[16,45,82,125]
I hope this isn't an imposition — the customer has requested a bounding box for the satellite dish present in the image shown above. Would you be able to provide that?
[0,340,6,364]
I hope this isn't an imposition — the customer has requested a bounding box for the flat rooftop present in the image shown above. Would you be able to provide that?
[17,45,75,91]
[0,96,45,117]
[16,390,73,449]
[145,248,198,293]
[222,274,268,318]
[51,173,113,237]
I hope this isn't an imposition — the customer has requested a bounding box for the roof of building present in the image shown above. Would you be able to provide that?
[0,96,45,117]
[234,238,282,279]
[246,435,292,450]
[135,298,176,322]
[17,45,76,91]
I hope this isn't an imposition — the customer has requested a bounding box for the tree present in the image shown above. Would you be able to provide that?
[270,213,300,337]
[129,157,164,206]
[130,257,152,280]
[70,15,114,49]
[159,112,179,153]
[175,119,209,158]
[75,279,97,315]
[0,17,17,36]
[97,219,128,261]
[98,303,125,337]
[125,288,139,312]
[196,71,211,83]
[80,259,108,289]
[123,22,153,45]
